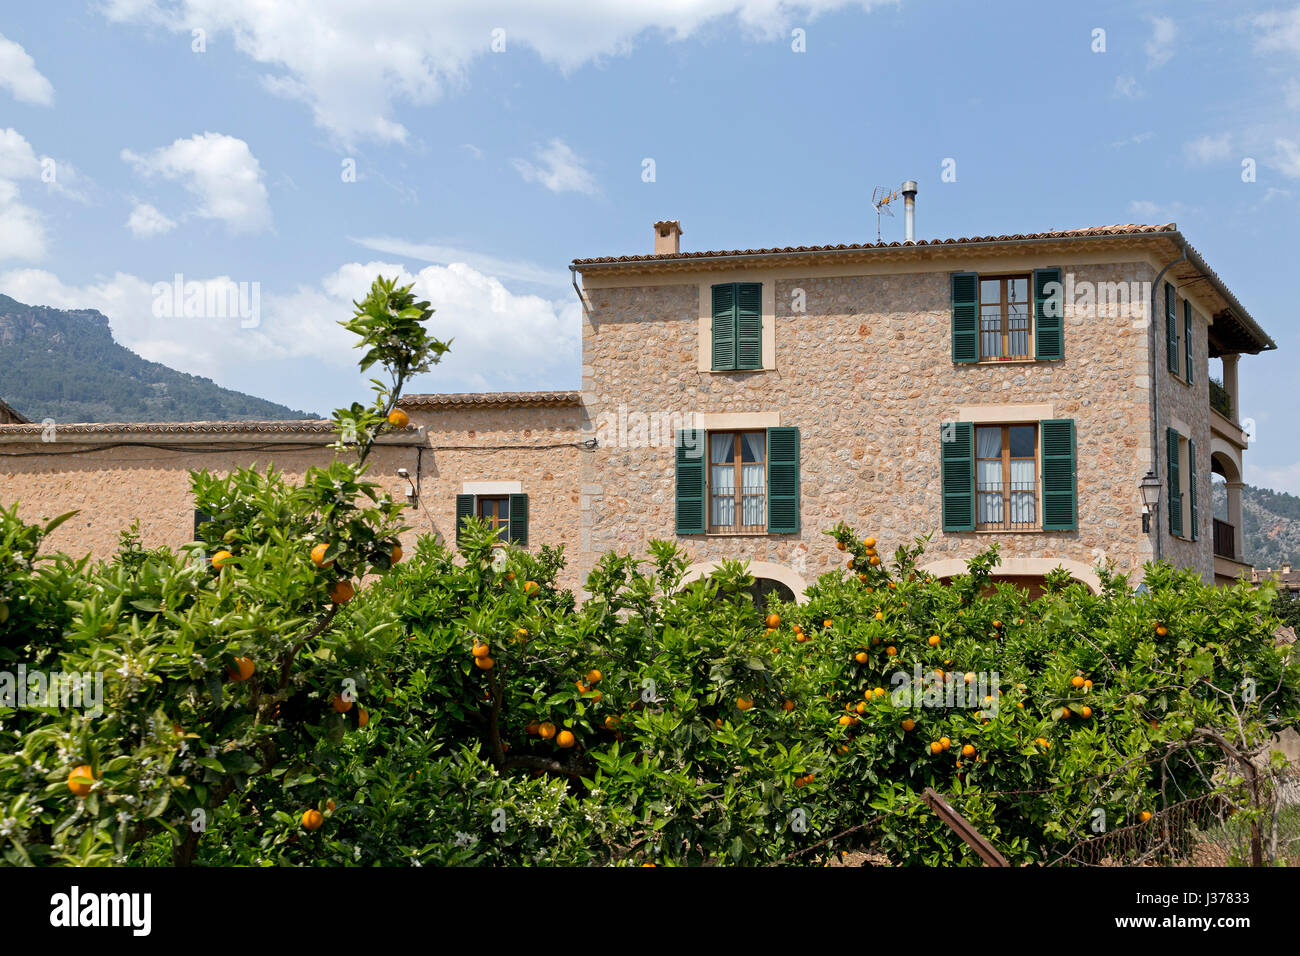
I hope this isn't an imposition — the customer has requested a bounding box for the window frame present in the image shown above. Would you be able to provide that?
[974,422,1042,532]
[707,429,768,535]
[977,272,1034,362]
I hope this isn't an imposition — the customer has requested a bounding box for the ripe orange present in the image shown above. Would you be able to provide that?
[930,741,943,754]
[863,537,876,548]
[869,555,881,566]
[212,549,235,568]
[524,580,539,595]
[1061,707,1072,718]
[1139,810,1153,822]
[516,627,529,640]
[836,541,846,551]
[961,744,975,757]
[839,715,855,726]
[1080,706,1092,718]
[587,669,603,684]
[855,702,867,715]
[1156,625,1168,637]
[310,543,333,568]
[386,408,410,428]
[901,718,915,732]
[357,708,369,728]
[1071,676,1085,688]
[389,543,403,564]
[874,611,884,621]
[227,657,255,682]
[329,580,356,604]
[1083,679,1093,689]
[939,737,951,751]
[928,635,941,646]
[301,809,324,831]
[855,651,868,664]
[737,696,754,711]
[885,646,897,657]
[526,721,540,735]
[331,693,353,714]
[782,699,795,712]
[765,613,781,629]
[475,656,495,671]
[556,730,576,749]
[992,620,1002,629]
[874,687,886,697]
[539,722,557,740]
[472,642,490,658]
[326,800,337,812]
[67,765,98,797]
[604,715,619,730]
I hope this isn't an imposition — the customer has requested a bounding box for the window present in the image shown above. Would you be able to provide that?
[975,425,1038,530]
[941,418,1076,533]
[675,426,800,534]
[952,268,1061,363]
[711,283,763,370]
[455,492,528,546]
[1166,428,1198,540]
[1184,300,1194,383]
[709,431,767,532]
[477,496,510,541]
[978,275,1032,361]
[1165,283,1179,375]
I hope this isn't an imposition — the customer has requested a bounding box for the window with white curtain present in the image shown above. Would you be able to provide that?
[975,424,1038,530]
[709,431,766,532]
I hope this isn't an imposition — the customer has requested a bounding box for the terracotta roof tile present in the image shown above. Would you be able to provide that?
[571,223,1179,265]
[398,391,581,408]
[0,419,334,436]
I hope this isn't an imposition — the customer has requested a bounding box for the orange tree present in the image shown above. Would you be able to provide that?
[187,519,1299,866]
[0,275,448,866]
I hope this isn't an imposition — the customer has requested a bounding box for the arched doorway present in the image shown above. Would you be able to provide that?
[680,559,808,604]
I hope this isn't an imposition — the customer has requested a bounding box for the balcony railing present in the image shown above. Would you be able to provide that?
[1209,377,1232,419]
[1213,518,1236,559]
[976,480,1038,531]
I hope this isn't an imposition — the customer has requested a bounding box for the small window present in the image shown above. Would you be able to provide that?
[975,424,1038,530]
[477,496,510,541]
[979,275,1032,361]
[709,431,767,533]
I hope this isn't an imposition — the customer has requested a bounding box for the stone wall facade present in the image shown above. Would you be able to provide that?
[577,248,1219,594]
[0,401,585,593]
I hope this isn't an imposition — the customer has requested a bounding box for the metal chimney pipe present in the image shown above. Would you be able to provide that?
[902,181,918,242]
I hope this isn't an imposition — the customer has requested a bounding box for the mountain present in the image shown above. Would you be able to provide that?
[1212,481,1300,570]
[0,294,318,423]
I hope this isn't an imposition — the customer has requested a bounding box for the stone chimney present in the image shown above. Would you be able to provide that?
[653,220,682,255]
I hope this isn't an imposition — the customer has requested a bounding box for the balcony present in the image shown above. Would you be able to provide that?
[1213,518,1235,559]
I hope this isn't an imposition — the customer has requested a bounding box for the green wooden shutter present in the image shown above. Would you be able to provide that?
[767,427,800,533]
[1165,284,1178,374]
[1040,419,1077,531]
[1166,427,1182,537]
[940,421,975,531]
[1033,267,1064,360]
[1187,440,1198,541]
[711,284,736,371]
[508,493,529,547]
[455,494,475,546]
[1184,300,1194,383]
[951,273,979,363]
[676,429,706,533]
[735,283,763,370]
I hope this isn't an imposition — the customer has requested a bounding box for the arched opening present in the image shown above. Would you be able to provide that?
[918,557,1102,594]
[1210,449,1243,563]
[680,559,808,604]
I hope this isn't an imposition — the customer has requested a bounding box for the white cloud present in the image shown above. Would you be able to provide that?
[0,260,580,395]
[1128,199,1185,222]
[1113,74,1143,99]
[1275,138,1300,178]
[1246,460,1300,497]
[0,126,47,260]
[0,33,53,106]
[102,0,894,145]
[126,202,177,238]
[512,138,599,195]
[121,132,272,235]
[1254,5,1300,57]
[349,236,571,288]
[1185,133,1232,166]
[1145,16,1176,69]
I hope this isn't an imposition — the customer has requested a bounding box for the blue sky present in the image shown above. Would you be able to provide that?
[1,0,1298,491]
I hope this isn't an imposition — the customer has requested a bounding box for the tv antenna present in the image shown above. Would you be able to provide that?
[872,186,899,242]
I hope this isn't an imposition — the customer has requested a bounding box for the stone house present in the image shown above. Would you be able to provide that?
[0,219,1274,600]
